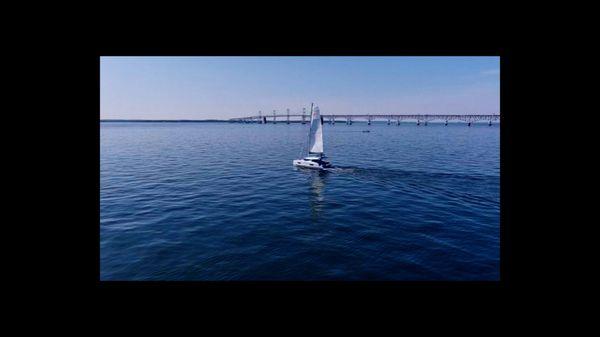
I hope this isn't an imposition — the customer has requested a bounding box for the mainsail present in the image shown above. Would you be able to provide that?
[308,105,324,154]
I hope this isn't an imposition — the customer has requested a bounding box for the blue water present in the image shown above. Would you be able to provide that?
[100,122,500,281]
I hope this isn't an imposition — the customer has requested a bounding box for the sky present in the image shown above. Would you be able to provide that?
[100,56,499,120]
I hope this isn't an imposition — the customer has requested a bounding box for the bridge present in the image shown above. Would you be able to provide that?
[230,109,501,126]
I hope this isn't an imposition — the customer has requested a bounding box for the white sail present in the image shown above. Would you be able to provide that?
[308,105,324,154]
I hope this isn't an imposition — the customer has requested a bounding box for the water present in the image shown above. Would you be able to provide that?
[100,122,500,281]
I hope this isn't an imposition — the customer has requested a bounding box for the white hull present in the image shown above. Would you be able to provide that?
[293,159,331,170]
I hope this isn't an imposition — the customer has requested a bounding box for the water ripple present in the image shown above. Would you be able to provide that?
[101,122,500,280]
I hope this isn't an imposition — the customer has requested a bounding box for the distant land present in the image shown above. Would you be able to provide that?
[101,119,230,123]
[101,119,308,123]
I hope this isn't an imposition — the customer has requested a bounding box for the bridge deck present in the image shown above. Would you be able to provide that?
[230,114,501,123]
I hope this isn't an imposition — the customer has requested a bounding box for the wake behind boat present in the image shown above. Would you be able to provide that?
[293,103,332,170]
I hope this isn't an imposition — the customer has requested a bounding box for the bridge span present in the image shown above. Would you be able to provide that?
[230,110,500,126]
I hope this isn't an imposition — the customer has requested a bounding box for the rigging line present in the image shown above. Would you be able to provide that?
[306,103,314,154]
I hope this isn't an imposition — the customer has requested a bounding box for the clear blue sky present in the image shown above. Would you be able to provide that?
[101,56,499,119]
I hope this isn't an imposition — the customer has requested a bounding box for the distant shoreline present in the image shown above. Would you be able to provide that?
[101,119,230,123]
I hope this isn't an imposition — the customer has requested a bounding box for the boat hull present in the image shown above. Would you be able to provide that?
[293,159,328,170]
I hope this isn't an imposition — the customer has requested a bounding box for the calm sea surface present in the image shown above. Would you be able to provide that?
[100,122,500,280]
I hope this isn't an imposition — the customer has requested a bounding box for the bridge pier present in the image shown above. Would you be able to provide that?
[286,109,290,124]
[301,108,306,124]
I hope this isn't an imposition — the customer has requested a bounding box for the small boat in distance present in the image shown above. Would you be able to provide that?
[293,103,332,170]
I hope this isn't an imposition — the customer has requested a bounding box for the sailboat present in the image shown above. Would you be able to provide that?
[293,103,332,170]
